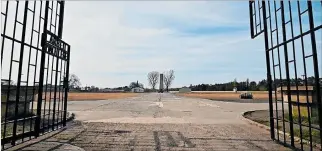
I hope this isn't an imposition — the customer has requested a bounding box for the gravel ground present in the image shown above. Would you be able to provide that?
[13,93,295,151]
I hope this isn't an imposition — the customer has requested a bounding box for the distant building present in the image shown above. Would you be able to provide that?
[131,87,144,93]
[80,86,90,91]
[99,88,125,93]
[100,88,112,92]
[233,87,237,93]
[179,87,191,93]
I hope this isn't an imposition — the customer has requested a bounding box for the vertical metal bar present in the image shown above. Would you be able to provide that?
[42,48,50,131]
[56,58,62,128]
[35,1,50,137]
[46,1,55,131]
[262,0,275,140]
[254,1,258,34]
[273,1,286,143]
[63,45,70,126]
[22,1,37,142]
[47,49,55,130]
[51,1,61,129]
[249,1,254,38]
[297,1,313,149]
[11,1,29,145]
[258,0,262,31]
[267,1,280,141]
[307,1,322,148]
[52,47,59,130]
[57,1,68,127]
[61,51,67,125]
[53,2,59,35]
[287,1,303,150]
[1,1,9,67]
[2,1,17,142]
[31,0,43,138]
[60,58,66,126]
[58,1,65,39]
[57,47,65,127]
[280,1,294,146]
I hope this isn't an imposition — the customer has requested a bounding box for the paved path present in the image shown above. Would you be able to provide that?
[68,93,271,124]
[16,93,292,151]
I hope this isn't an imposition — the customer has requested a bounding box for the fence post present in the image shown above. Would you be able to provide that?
[307,1,322,148]
[11,1,29,145]
[280,1,295,146]
[34,1,50,137]
[63,45,70,126]
[261,1,275,140]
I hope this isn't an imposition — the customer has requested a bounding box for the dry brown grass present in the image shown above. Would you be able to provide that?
[67,92,139,101]
[37,92,139,101]
[176,91,273,101]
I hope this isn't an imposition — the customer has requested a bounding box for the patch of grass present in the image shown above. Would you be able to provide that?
[284,113,319,125]
[254,119,283,129]
[250,112,320,144]
[293,128,320,143]
[1,122,34,139]
[168,142,177,147]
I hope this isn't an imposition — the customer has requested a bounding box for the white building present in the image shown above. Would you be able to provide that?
[178,87,191,93]
[233,87,237,93]
[131,87,144,93]
[100,88,112,92]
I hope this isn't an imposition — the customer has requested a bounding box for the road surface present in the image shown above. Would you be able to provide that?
[19,93,292,151]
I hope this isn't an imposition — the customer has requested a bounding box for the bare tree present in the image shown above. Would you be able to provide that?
[148,71,159,90]
[69,74,81,89]
[164,70,175,92]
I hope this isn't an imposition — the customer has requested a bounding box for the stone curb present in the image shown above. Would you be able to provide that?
[241,110,321,150]
[6,112,78,151]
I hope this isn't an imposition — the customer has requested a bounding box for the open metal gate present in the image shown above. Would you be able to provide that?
[1,1,70,149]
[250,0,322,150]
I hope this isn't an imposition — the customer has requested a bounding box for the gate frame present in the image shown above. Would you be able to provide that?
[1,0,70,148]
[249,0,322,150]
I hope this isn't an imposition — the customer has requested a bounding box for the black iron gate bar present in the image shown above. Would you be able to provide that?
[250,0,322,150]
[1,0,70,149]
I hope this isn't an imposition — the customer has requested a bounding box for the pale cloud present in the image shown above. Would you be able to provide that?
[62,1,267,88]
[1,1,320,89]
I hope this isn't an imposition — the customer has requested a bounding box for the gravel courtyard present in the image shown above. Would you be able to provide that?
[16,93,291,151]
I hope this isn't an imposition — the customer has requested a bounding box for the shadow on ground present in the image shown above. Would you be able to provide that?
[17,121,290,151]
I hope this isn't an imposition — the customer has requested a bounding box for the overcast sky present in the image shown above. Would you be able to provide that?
[61,1,272,88]
[0,1,312,89]
[0,1,321,88]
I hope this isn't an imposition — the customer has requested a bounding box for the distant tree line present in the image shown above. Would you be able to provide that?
[188,76,320,91]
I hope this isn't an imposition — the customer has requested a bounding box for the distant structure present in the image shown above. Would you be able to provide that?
[131,80,144,93]
[131,87,144,93]
[233,78,237,93]
[179,87,191,93]
[159,74,164,93]
[233,87,237,93]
